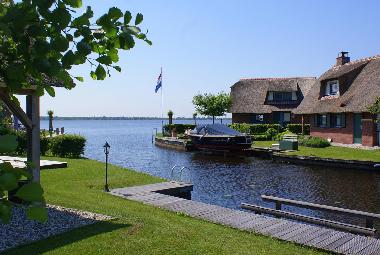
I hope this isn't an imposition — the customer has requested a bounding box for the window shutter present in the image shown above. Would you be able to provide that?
[268,92,273,101]
[341,113,346,128]
[326,114,331,128]
[292,91,297,100]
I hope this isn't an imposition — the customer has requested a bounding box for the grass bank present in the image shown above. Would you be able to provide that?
[254,141,380,162]
[5,158,326,255]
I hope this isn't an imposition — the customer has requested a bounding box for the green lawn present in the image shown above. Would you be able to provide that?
[253,141,380,162]
[4,158,326,255]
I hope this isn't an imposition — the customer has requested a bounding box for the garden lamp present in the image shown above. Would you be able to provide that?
[103,142,110,192]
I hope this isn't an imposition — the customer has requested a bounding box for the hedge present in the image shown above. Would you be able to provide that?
[49,134,86,158]
[286,124,310,135]
[163,124,196,134]
[299,136,330,148]
[229,123,282,135]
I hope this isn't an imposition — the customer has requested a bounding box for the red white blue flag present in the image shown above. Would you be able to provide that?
[155,70,162,93]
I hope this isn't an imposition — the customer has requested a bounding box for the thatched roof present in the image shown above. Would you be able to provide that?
[295,55,380,114]
[230,77,316,114]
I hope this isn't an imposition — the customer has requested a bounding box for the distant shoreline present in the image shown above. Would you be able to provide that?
[40,116,232,121]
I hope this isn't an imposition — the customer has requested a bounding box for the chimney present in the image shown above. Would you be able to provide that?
[336,51,350,66]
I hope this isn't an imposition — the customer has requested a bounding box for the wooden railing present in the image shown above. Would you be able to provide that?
[241,195,380,236]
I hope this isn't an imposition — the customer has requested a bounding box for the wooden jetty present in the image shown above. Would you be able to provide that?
[0,156,67,169]
[111,181,380,255]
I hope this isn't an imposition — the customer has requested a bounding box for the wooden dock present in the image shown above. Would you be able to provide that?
[0,156,67,169]
[111,182,380,255]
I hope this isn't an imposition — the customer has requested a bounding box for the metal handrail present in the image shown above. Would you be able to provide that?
[170,165,190,181]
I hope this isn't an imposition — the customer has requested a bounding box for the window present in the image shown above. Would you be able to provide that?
[283,112,291,122]
[325,80,339,96]
[330,113,345,128]
[316,113,346,128]
[268,92,295,102]
[317,114,327,127]
[255,114,264,122]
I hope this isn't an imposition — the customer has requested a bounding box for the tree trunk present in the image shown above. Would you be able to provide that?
[169,115,172,125]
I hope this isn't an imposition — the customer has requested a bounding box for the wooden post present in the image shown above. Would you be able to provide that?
[301,114,305,135]
[26,94,40,183]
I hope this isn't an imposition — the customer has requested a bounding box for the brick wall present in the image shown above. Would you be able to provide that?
[310,113,377,146]
[311,113,354,144]
[362,113,377,147]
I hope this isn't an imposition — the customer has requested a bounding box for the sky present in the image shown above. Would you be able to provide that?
[31,0,380,117]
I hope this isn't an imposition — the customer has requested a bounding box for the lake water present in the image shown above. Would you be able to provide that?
[41,119,380,227]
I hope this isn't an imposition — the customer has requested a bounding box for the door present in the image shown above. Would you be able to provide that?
[353,113,362,144]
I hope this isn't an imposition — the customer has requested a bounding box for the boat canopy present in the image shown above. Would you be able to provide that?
[190,124,244,136]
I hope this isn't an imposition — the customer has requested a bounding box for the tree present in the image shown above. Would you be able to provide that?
[192,112,197,125]
[47,110,54,135]
[192,92,231,124]
[368,97,380,122]
[0,0,151,95]
[0,0,150,223]
[167,110,173,125]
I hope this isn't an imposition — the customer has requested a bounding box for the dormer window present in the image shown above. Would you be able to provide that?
[268,91,297,102]
[325,80,339,96]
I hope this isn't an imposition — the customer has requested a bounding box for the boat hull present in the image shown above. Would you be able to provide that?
[189,135,251,152]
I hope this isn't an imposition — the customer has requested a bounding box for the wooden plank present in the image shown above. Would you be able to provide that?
[241,203,375,236]
[322,233,357,252]
[357,239,380,255]
[0,90,32,129]
[271,223,306,239]
[279,224,316,241]
[337,236,378,255]
[312,231,348,250]
[258,220,296,235]
[26,94,40,183]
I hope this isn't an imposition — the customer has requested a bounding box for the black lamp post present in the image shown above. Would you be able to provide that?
[103,142,110,192]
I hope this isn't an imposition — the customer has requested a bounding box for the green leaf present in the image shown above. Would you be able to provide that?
[6,64,24,80]
[0,135,17,153]
[35,58,52,73]
[56,70,75,89]
[112,66,121,72]
[34,0,55,9]
[135,13,143,25]
[119,33,135,50]
[0,202,12,224]
[72,13,90,26]
[76,41,92,56]
[74,76,84,82]
[90,71,97,80]
[123,26,141,35]
[107,49,119,62]
[52,7,71,29]
[0,173,18,191]
[96,56,112,65]
[63,0,82,8]
[45,86,55,97]
[124,11,132,25]
[26,206,48,223]
[51,35,69,52]
[108,7,123,20]
[145,39,152,46]
[95,65,106,80]
[15,183,44,202]
[61,50,75,68]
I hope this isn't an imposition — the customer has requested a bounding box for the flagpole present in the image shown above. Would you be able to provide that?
[161,67,164,134]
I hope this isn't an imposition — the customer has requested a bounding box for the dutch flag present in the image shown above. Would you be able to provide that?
[155,69,162,93]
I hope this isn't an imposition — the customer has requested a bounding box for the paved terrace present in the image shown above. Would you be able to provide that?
[0,156,67,169]
[111,181,380,255]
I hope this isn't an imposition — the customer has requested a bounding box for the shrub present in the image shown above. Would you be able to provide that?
[273,130,295,141]
[299,136,330,148]
[229,123,282,135]
[163,124,196,135]
[50,134,86,158]
[250,124,281,134]
[251,134,271,141]
[265,128,278,139]
[228,123,251,134]
[40,136,50,156]
[286,124,310,135]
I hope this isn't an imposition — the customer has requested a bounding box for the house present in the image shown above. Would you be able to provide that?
[295,52,380,147]
[230,77,316,126]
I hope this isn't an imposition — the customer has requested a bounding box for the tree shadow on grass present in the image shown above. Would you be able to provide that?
[3,220,130,255]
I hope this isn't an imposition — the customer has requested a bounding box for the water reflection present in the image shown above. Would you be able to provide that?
[41,119,380,228]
